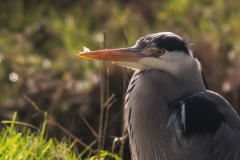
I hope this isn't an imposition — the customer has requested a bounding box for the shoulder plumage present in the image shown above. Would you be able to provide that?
[168,95,226,138]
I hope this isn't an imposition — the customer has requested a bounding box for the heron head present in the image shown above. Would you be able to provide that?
[78,32,201,74]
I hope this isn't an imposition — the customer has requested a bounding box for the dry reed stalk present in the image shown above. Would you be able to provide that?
[98,32,107,158]
[119,30,129,158]
[23,95,96,154]
[77,110,99,138]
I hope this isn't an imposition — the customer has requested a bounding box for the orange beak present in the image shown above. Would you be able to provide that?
[77,48,144,62]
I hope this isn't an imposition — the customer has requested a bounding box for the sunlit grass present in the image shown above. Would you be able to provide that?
[0,112,121,160]
[0,112,77,159]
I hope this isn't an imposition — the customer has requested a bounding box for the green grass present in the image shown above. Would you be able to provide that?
[0,112,77,159]
[0,112,121,160]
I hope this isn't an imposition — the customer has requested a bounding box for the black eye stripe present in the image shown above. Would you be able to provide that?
[134,33,189,54]
[154,36,189,54]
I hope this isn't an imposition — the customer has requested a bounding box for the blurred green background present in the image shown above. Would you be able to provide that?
[0,0,240,159]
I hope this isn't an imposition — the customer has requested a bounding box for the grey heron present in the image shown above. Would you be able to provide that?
[78,32,240,160]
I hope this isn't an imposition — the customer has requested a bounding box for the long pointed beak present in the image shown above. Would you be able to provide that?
[77,48,144,62]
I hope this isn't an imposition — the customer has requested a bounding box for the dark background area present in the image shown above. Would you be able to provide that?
[0,0,240,159]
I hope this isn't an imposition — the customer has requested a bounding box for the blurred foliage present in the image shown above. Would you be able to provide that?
[0,0,240,159]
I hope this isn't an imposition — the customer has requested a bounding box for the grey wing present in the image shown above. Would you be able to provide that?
[197,91,240,160]
[212,122,240,160]
[169,95,240,160]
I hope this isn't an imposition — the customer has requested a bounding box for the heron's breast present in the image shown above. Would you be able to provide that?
[124,70,174,159]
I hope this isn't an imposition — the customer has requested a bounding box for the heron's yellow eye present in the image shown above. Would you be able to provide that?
[155,49,165,56]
